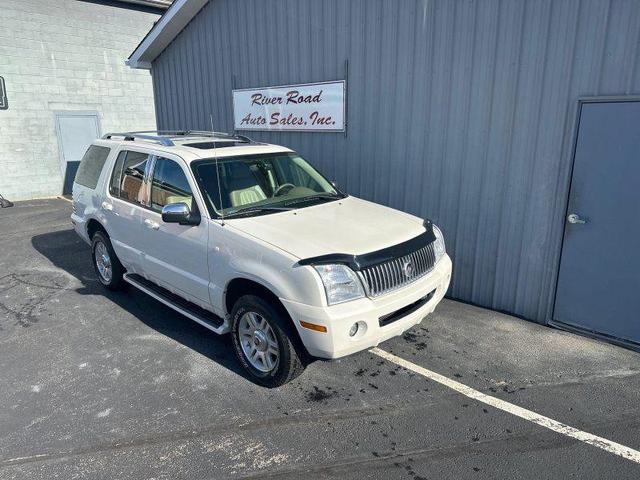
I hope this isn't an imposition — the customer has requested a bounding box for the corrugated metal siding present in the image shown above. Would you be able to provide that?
[151,0,640,323]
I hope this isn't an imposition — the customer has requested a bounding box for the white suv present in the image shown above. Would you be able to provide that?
[72,131,452,387]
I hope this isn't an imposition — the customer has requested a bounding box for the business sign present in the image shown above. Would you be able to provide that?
[0,77,7,110]
[233,80,345,132]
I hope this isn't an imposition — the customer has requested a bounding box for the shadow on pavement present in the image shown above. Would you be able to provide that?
[31,228,252,381]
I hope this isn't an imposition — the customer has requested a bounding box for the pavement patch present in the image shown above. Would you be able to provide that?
[0,270,71,331]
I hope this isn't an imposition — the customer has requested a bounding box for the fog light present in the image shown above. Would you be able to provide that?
[348,322,359,337]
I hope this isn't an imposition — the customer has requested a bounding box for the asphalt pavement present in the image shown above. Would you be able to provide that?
[1,198,639,479]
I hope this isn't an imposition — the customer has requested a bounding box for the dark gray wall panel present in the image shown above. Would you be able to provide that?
[151,0,640,323]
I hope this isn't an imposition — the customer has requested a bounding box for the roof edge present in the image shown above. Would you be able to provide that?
[117,0,172,9]
[127,0,209,70]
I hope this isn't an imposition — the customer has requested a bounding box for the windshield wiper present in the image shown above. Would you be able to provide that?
[224,205,293,219]
[284,193,342,207]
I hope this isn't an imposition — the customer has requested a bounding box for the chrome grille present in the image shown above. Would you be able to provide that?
[359,242,436,297]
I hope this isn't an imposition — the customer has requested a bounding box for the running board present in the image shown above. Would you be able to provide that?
[124,273,229,335]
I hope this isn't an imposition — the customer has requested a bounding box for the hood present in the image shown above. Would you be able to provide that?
[227,196,426,260]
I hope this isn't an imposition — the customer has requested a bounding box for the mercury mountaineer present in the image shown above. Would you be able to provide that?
[71,131,452,387]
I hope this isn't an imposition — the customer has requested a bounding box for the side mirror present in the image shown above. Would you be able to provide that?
[161,202,200,226]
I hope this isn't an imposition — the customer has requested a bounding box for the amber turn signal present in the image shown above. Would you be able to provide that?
[299,320,327,333]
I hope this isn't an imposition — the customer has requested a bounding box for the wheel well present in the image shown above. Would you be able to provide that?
[225,278,311,360]
[225,278,281,316]
[86,219,107,240]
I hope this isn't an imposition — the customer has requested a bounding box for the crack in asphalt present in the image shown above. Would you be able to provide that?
[0,403,409,468]
[2,402,640,474]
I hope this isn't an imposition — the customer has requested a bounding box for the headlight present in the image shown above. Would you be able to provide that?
[433,224,446,263]
[313,264,365,305]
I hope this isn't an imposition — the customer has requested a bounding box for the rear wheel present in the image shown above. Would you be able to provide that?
[231,295,305,387]
[91,231,124,290]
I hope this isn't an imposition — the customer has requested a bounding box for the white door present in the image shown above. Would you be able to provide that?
[103,149,150,272]
[55,112,100,194]
[140,156,210,307]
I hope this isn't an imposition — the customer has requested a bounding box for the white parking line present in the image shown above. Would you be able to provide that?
[371,347,640,464]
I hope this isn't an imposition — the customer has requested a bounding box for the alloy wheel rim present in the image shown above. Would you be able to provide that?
[238,311,280,373]
[95,241,112,283]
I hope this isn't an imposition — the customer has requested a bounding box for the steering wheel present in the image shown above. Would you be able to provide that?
[273,183,296,197]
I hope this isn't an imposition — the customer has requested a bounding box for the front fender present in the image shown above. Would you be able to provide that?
[207,221,325,315]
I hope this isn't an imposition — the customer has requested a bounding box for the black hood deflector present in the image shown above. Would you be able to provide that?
[298,220,436,271]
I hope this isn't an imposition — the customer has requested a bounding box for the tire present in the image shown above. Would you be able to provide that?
[91,231,125,291]
[231,295,306,387]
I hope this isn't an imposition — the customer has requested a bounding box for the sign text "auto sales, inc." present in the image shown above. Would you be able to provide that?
[232,80,345,132]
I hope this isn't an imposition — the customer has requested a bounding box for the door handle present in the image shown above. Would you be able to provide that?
[567,213,586,224]
[101,201,113,211]
[144,218,160,230]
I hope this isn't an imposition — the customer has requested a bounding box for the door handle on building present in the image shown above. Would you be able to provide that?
[144,218,160,230]
[567,213,586,224]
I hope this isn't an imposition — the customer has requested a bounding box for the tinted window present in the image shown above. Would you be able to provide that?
[151,158,193,212]
[118,151,149,205]
[74,145,110,189]
[109,151,127,197]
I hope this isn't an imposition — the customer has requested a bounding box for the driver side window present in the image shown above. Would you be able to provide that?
[150,157,194,212]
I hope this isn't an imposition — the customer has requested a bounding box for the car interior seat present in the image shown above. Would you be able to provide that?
[226,162,267,207]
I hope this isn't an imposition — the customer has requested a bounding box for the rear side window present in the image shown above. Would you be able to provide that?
[150,158,194,212]
[109,151,127,197]
[109,150,150,206]
[74,145,110,189]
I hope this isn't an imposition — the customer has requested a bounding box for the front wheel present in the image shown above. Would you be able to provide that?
[231,295,306,387]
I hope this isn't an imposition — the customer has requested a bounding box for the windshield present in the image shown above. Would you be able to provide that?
[192,152,341,217]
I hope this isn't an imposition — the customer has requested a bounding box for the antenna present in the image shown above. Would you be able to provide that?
[210,114,225,226]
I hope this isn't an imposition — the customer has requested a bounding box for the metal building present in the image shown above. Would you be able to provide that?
[128,0,640,347]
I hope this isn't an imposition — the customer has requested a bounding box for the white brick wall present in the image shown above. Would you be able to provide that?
[0,0,159,200]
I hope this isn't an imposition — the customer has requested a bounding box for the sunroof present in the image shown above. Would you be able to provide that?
[184,141,248,149]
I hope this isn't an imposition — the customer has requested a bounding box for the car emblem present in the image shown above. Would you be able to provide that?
[402,258,414,278]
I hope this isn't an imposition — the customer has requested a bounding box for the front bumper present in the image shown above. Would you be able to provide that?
[281,254,452,359]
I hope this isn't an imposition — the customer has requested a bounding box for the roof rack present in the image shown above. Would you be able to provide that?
[101,130,253,147]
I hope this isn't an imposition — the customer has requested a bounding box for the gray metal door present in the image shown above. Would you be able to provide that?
[554,100,640,345]
[55,112,100,194]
